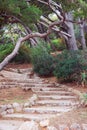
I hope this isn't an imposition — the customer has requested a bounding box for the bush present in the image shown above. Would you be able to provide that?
[0,43,31,63]
[31,42,54,76]
[0,44,14,62]
[12,44,31,63]
[51,38,66,51]
[54,50,87,82]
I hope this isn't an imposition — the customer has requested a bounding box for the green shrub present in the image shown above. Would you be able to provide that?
[51,38,66,51]
[31,42,54,76]
[54,50,87,82]
[12,44,31,63]
[0,44,14,62]
[0,43,31,63]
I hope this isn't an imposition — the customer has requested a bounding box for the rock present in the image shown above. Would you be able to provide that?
[70,123,81,130]
[1,111,7,115]
[24,102,34,107]
[28,94,38,106]
[59,125,69,130]
[40,119,49,127]
[82,124,87,130]
[12,102,22,112]
[29,94,38,102]
[18,121,41,130]
[0,105,7,113]
[12,102,20,108]
[7,109,14,114]
[24,102,30,107]
[47,126,57,130]
[7,104,12,109]
[15,106,22,112]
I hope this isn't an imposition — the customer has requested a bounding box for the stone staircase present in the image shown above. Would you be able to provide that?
[0,68,81,130]
[2,84,79,122]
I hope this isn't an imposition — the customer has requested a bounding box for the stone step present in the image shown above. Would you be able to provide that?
[23,106,73,114]
[0,83,55,89]
[0,82,18,85]
[0,80,44,84]
[21,83,54,87]
[35,91,73,95]
[3,113,57,121]
[22,84,66,92]
[0,120,23,130]
[38,95,77,100]
[31,87,68,92]
[8,68,32,73]
[36,100,79,106]
[0,85,18,89]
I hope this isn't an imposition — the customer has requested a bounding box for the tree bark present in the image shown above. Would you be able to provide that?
[66,12,78,50]
[79,20,86,50]
[0,38,23,71]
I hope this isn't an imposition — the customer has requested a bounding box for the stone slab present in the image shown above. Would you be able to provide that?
[23,106,73,113]
[32,87,68,92]
[36,100,78,106]
[3,113,57,121]
[38,95,77,100]
[35,91,74,95]
[0,120,23,130]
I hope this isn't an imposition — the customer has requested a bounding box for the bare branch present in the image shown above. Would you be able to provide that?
[0,19,64,70]
[37,0,48,5]
[40,16,71,38]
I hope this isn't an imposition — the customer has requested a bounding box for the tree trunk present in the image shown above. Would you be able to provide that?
[0,38,23,71]
[66,12,78,50]
[79,20,86,50]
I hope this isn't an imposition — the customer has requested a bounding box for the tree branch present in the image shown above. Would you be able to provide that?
[0,20,63,70]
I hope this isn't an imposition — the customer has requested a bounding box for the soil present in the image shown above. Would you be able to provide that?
[0,88,33,105]
[0,63,87,124]
[49,107,87,127]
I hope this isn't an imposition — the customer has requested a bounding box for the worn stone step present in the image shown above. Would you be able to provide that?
[36,99,79,106]
[3,113,57,121]
[23,106,73,114]
[0,79,43,84]
[17,80,43,83]
[35,90,73,95]
[0,82,46,86]
[21,83,54,87]
[31,87,68,92]
[0,85,18,89]
[0,120,23,130]
[8,68,33,73]
[38,95,77,100]
[0,82,54,89]
[0,82,18,85]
